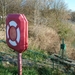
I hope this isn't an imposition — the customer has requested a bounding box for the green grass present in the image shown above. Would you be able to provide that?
[0,43,75,75]
[0,64,69,75]
[0,64,18,75]
[22,49,48,62]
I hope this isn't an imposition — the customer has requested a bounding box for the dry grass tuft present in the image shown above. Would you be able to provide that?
[29,25,60,54]
[0,31,5,40]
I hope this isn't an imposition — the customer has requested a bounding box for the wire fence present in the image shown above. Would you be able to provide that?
[0,40,75,74]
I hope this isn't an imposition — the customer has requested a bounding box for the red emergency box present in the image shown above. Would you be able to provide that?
[6,14,28,53]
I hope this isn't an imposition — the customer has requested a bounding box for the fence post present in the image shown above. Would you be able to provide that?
[60,39,66,59]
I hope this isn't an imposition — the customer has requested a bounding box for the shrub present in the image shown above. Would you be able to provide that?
[29,25,60,54]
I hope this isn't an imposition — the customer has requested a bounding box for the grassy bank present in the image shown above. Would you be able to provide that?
[0,64,68,75]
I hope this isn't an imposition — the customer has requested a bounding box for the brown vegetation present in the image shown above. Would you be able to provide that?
[29,25,60,54]
[0,0,75,59]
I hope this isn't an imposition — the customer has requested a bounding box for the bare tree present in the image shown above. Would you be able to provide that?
[51,0,68,20]
[0,0,23,29]
[70,12,75,21]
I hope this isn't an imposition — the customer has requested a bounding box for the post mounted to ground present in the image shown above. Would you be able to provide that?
[60,39,66,59]
[6,14,28,75]
[18,52,22,75]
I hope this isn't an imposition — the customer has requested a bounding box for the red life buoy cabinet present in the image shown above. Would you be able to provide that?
[6,14,28,53]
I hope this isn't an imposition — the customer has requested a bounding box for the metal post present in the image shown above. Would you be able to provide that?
[62,49,64,59]
[61,39,66,59]
[18,53,22,75]
[61,39,64,59]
